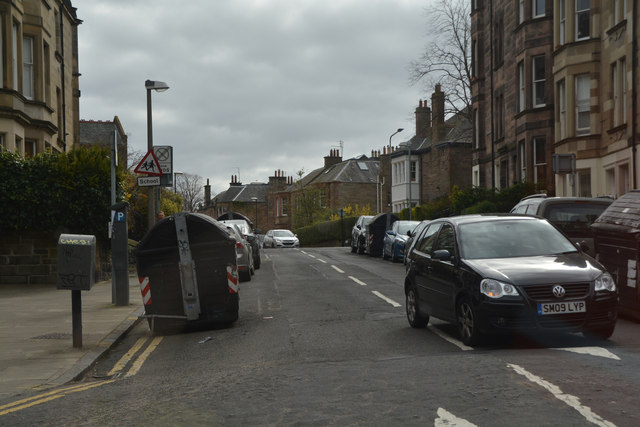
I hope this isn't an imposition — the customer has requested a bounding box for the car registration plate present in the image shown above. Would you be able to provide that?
[537,301,586,315]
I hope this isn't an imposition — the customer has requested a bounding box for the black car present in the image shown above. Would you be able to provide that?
[351,215,373,254]
[510,195,612,256]
[404,214,618,346]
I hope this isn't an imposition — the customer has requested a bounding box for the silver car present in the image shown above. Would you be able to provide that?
[224,223,254,282]
[263,229,300,248]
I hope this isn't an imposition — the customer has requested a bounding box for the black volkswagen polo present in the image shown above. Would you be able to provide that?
[404,214,618,346]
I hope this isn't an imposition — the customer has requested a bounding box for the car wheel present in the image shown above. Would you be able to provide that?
[457,296,483,346]
[406,285,427,328]
[351,240,357,253]
[585,324,615,340]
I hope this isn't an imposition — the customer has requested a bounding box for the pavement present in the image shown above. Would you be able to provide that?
[0,276,143,401]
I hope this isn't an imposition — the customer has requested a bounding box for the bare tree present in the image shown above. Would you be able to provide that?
[176,173,204,212]
[409,0,471,120]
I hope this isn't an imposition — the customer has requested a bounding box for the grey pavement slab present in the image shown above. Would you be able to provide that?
[0,276,143,401]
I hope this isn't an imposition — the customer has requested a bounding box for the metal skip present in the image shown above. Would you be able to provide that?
[174,212,201,321]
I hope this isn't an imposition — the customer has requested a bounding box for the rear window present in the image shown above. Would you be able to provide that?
[543,202,609,233]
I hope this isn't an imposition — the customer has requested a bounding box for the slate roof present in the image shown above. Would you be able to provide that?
[213,183,269,203]
[288,157,380,191]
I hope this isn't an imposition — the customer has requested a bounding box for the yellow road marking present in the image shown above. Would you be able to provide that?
[107,336,149,376]
[125,336,163,377]
[0,380,115,416]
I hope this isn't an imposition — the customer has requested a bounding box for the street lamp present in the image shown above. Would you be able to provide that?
[251,196,258,231]
[146,79,169,230]
[388,128,404,153]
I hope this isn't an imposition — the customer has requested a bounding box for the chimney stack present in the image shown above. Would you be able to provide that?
[431,84,446,142]
[415,99,432,139]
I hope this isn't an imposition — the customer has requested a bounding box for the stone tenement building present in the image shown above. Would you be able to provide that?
[471,0,554,193]
[0,0,81,155]
[472,1,640,199]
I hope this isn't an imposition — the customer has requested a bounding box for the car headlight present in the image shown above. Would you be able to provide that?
[480,279,520,299]
[595,272,616,292]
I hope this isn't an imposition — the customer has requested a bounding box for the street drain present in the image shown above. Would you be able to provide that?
[32,333,73,340]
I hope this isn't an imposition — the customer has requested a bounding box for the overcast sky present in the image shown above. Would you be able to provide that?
[78,0,434,195]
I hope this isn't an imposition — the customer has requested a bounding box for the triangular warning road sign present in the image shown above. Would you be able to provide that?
[134,150,162,176]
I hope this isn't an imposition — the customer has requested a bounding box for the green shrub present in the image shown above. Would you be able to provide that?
[294,216,357,246]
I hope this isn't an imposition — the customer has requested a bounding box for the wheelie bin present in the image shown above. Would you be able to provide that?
[135,212,239,334]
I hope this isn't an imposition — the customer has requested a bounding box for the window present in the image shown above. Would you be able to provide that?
[472,39,478,78]
[0,134,5,152]
[410,159,417,182]
[519,140,526,181]
[533,137,546,184]
[559,0,566,44]
[577,169,591,197]
[576,0,590,40]
[12,22,19,90]
[575,74,590,134]
[319,189,326,208]
[519,0,525,23]
[499,158,509,189]
[494,16,504,66]
[614,0,626,24]
[282,197,288,216]
[533,0,545,17]
[473,108,480,149]
[418,223,442,254]
[532,56,546,107]
[518,61,525,112]
[0,19,3,86]
[612,58,626,127]
[23,36,34,100]
[495,94,504,139]
[557,79,566,138]
[25,139,36,157]
[434,225,456,258]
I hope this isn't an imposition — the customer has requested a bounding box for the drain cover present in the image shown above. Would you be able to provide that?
[32,333,73,340]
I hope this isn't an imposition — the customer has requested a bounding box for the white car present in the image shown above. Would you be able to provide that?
[263,229,300,248]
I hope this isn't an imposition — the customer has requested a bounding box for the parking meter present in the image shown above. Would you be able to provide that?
[111,202,130,306]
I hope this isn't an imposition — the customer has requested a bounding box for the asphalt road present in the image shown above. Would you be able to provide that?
[3,247,640,426]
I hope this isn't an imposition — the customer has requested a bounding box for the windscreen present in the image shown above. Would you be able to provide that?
[273,230,294,237]
[459,219,577,259]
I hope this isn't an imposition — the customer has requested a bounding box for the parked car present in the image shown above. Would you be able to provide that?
[219,218,261,269]
[351,215,373,254]
[383,220,420,262]
[403,220,431,266]
[510,195,612,256]
[224,224,254,282]
[264,229,300,248]
[404,214,618,346]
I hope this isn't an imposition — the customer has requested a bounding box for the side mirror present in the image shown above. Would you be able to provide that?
[576,240,590,252]
[432,249,452,261]
[387,230,395,236]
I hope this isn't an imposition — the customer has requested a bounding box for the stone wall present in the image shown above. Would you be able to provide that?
[0,232,58,285]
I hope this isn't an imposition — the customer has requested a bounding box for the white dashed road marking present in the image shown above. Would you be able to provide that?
[348,276,367,286]
[371,291,401,307]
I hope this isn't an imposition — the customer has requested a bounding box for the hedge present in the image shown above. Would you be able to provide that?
[294,216,357,247]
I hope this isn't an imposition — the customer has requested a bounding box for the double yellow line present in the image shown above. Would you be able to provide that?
[0,336,163,416]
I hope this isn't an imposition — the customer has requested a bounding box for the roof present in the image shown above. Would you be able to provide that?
[394,109,472,155]
[213,182,269,203]
[288,157,380,191]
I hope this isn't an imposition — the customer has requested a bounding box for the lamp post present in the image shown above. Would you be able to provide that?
[251,196,258,231]
[145,79,169,230]
[388,128,404,153]
[388,128,404,214]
